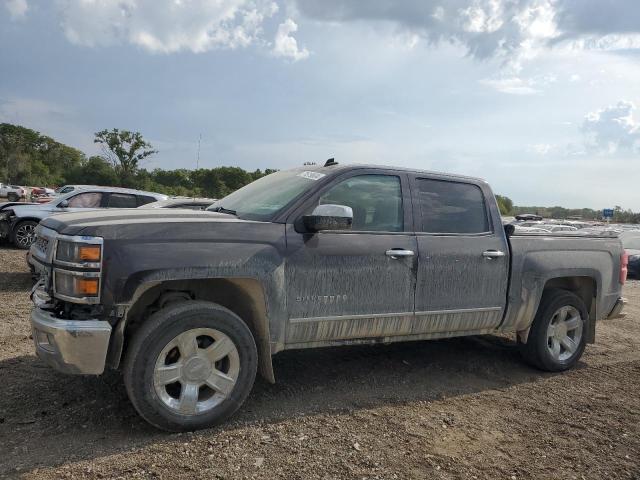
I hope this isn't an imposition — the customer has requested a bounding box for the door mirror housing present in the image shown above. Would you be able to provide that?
[303,204,353,232]
[58,200,69,208]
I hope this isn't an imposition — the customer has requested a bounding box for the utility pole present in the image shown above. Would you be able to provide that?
[196,133,202,170]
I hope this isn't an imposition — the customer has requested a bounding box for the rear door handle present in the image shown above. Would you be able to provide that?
[483,250,506,259]
[386,249,415,259]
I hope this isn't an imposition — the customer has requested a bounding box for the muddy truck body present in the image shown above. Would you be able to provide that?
[28,163,627,431]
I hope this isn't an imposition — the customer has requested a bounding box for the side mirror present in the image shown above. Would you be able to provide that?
[302,204,353,232]
[58,200,69,208]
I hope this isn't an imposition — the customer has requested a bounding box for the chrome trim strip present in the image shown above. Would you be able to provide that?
[290,307,503,324]
[414,306,502,316]
[290,311,414,324]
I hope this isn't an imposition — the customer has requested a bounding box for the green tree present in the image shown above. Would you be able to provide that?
[0,123,85,186]
[495,195,513,216]
[94,129,157,187]
[66,156,119,186]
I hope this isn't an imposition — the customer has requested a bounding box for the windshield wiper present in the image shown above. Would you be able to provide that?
[210,206,237,216]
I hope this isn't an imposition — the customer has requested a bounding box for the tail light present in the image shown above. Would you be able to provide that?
[620,251,629,284]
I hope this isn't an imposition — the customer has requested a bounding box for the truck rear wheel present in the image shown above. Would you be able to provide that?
[124,301,257,432]
[519,289,587,372]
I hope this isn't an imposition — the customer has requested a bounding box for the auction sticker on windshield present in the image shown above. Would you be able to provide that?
[297,171,326,181]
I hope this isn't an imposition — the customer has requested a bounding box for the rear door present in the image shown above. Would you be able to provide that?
[284,170,418,345]
[411,175,509,334]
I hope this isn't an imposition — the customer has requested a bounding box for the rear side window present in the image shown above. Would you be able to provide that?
[416,178,489,234]
[137,195,157,206]
[107,193,138,208]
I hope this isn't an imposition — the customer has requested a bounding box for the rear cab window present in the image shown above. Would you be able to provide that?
[414,177,490,234]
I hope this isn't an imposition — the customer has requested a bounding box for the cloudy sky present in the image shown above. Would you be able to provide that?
[1,0,640,209]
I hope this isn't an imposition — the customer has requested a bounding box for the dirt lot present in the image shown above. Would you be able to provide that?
[0,247,639,480]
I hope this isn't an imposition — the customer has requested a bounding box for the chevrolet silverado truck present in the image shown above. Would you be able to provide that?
[28,162,627,431]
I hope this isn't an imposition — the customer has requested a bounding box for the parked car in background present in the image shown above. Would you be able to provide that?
[140,197,216,210]
[0,186,167,249]
[0,184,26,201]
[620,231,640,278]
[515,213,543,221]
[30,187,56,203]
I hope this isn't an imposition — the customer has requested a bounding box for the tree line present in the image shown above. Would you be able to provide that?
[0,123,275,199]
[1,122,638,223]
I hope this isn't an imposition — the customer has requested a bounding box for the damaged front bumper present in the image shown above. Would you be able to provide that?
[31,307,112,375]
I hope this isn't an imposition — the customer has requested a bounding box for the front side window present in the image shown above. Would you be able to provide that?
[416,178,489,234]
[318,175,403,232]
[107,193,137,208]
[66,192,103,208]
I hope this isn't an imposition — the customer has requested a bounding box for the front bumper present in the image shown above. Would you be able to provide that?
[607,297,627,320]
[31,307,112,375]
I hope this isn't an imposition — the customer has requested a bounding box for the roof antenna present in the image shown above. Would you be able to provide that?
[324,158,337,167]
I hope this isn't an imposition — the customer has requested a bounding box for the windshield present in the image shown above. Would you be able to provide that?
[207,168,328,221]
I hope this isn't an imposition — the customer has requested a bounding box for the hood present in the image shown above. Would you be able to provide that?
[40,208,246,236]
[0,201,39,211]
[9,203,57,215]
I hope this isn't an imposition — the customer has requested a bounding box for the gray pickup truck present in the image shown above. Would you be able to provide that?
[28,162,627,431]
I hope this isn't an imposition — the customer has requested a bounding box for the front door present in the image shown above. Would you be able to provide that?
[411,175,509,334]
[285,172,418,345]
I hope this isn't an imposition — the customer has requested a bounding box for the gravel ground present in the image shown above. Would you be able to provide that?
[0,246,639,479]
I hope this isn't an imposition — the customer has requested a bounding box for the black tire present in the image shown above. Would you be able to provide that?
[7,192,18,202]
[12,220,39,249]
[519,289,587,372]
[124,301,258,432]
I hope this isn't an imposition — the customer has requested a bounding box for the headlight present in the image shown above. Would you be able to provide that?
[0,211,11,221]
[56,240,102,266]
[54,270,100,301]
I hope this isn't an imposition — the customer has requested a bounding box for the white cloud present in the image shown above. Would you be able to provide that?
[480,73,556,95]
[528,143,553,155]
[4,0,28,19]
[581,101,640,154]
[55,0,278,54]
[272,18,309,61]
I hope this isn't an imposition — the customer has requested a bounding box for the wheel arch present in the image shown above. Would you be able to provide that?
[517,275,597,344]
[112,277,275,383]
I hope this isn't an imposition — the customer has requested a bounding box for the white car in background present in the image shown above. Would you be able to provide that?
[0,184,26,201]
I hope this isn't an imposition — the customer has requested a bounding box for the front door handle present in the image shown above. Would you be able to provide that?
[386,249,415,259]
[483,250,506,259]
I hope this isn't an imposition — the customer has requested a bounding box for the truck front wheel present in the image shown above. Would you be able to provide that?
[519,289,587,372]
[124,301,258,432]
